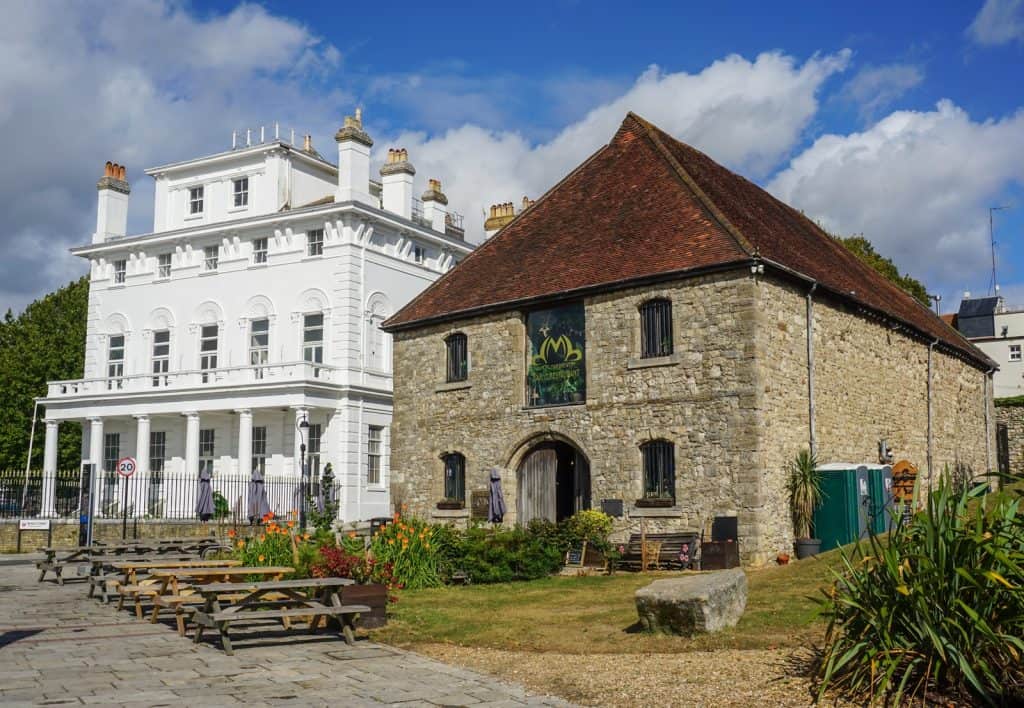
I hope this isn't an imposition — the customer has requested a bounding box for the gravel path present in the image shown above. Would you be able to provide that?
[416,644,839,707]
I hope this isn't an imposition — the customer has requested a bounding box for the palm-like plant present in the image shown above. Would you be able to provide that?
[787,449,821,539]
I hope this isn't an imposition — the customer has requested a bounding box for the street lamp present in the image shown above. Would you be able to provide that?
[296,412,310,531]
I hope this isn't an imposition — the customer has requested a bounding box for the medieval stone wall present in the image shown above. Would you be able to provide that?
[390,270,994,566]
[995,403,1024,473]
[390,271,769,560]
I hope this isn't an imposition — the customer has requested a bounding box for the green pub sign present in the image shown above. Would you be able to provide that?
[526,303,586,406]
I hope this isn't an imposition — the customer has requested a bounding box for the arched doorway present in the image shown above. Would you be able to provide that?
[517,441,590,524]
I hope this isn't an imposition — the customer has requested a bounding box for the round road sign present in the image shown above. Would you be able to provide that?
[117,456,137,478]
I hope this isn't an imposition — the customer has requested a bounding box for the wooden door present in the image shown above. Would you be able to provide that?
[518,448,557,524]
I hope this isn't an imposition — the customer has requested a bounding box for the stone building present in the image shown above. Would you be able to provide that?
[383,113,995,565]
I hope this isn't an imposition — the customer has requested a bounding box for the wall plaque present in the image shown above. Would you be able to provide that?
[470,490,490,520]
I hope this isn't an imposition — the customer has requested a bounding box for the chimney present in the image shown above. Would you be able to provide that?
[421,178,448,233]
[484,200,517,239]
[303,134,314,153]
[379,148,416,219]
[334,108,374,206]
[95,161,130,243]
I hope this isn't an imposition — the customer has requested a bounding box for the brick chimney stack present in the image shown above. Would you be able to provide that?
[95,161,130,243]
[334,108,374,206]
[484,200,519,239]
[380,148,416,219]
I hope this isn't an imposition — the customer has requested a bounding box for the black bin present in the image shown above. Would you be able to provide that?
[369,516,392,536]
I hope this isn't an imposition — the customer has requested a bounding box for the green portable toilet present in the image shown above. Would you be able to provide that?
[813,464,871,550]
[866,465,895,536]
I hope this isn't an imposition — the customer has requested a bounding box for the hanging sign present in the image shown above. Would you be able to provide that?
[526,303,586,407]
[117,457,137,478]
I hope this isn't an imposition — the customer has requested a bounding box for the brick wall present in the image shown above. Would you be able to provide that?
[0,519,228,553]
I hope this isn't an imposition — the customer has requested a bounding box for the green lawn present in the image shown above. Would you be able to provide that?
[372,547,848,654]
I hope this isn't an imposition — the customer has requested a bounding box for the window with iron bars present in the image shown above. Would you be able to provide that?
[307,229,324,257]
[639,298,673,358]
[443,452,466,502]
[641,440,675,503]
[445,333,468,382]
[367,425,383,485]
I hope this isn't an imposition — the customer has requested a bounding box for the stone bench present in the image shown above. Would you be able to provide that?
[634,568,747,635]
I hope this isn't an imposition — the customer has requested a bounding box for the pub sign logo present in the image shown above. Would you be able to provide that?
[526,303,586,406]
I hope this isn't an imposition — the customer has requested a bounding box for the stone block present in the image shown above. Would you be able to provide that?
[634,568,747,635]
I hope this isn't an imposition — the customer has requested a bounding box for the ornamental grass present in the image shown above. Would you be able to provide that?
[817,474,1024,705]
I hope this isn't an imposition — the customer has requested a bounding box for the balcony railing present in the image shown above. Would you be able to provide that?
[47,361,343,399]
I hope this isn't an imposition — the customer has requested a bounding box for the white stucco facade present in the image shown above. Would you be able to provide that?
[41,115,472,522]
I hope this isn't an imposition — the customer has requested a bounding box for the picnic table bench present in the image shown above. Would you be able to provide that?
[192,577,365,655]
[88,554,200,602]
[618,532,701,571]
[111,559,242,618]
[36,538,222,584]
[148,566,294,636]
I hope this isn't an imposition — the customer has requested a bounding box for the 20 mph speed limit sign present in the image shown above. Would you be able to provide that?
[117,456,137,478]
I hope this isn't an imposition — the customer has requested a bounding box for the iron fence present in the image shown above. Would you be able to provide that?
[0,469,339,522]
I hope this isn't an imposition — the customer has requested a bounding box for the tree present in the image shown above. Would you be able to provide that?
[835,235,931,307]
[0,277,89,470]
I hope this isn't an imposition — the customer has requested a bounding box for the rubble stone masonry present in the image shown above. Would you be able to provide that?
[391,269,993,565]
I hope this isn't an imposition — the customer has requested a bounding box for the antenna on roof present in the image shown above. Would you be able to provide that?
[989,205,1011,296]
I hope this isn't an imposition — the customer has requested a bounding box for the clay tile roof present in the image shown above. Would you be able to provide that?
[385,113,993,370]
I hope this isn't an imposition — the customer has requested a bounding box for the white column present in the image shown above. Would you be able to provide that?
[237,409,252,479]
[41,419,59,516]
[184,412,200,476]
[133,415,151,516]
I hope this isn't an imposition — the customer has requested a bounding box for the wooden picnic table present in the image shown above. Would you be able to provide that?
[111,559,242,618]
[148,566,294,636]
[87,554,200,602]
[37,538,223,584]
[191,577,365,655]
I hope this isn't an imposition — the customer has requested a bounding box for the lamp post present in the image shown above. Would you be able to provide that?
[296,413,310,531]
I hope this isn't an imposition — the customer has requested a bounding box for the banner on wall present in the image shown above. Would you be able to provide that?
[526,303,586,407]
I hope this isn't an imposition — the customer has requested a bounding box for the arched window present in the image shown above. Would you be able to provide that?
[639,298,673,358]
[640,440,675,502]
[445,333,468,382]
[443,452,466,502]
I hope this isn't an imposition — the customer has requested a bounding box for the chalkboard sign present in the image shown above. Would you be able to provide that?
[471,490,490,520]
[565,541,587,567]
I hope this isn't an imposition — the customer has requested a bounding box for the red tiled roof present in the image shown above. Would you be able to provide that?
[385,113,992,369]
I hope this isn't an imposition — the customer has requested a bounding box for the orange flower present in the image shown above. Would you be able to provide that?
[348,531,357,538]
[227,529,236,538]
[237,539,245,548]
[303,533,311,540]
[258,554,265,562]
[424,542,430,549]
[388,539,395,545]
[259,534,266,542]
[286,520,295,529]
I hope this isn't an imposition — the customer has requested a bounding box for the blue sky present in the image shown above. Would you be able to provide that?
[1,0,1022,313]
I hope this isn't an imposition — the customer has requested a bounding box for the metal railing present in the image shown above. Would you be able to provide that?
[47,361,342,399]
[0,469,340,522]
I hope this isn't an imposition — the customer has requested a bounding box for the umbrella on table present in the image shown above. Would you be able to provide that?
[488,467,506,523]
[196,467,215,522]
[247,468,271,524]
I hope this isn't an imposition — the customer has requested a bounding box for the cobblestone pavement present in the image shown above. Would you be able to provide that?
[0,564,570,707]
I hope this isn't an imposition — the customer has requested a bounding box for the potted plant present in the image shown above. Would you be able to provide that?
[787,449,822,559]
[436,498,465,510]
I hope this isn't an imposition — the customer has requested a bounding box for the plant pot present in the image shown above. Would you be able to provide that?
[339,582,388,628]
[435,500,465,510]
[795,538,821,559]
[776,552,790,565]
[634,498,673,508]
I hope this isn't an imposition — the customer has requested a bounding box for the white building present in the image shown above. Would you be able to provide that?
[39,112,472,522]
[952,295,1020,398]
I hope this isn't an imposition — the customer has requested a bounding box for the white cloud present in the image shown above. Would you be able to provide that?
[767,100,1024,304]
[968,0,1024,46]
[382,50,851,245]
[0,0,344,313]
[840,63,924,119]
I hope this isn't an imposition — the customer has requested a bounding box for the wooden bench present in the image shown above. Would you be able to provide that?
[191,578,360,655]
[618,532,700,571]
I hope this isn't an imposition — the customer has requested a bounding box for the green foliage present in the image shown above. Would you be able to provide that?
[0,277,88,469]
[370,515,444,589]
[817,474,1024,705]
[563,510,614,553]
[835,235,931,306]
[787,449,821,539]
[212,491,230,519]
[448,526,564,584]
